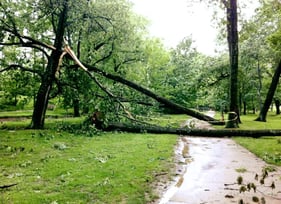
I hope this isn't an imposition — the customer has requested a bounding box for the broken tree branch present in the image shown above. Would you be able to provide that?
[63,45,221,124]
[84,63,222,124]
[0,183,17,189]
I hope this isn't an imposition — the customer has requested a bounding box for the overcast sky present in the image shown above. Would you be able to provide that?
[130,0,260,56]
[130,0,218,55]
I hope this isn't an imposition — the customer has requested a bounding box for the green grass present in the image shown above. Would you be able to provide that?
[230,112,281,166]
[234,136,281,166]
[147,114,190,127]
[0,108,73,118]
[0,130,177,204]
[1,110,281,203]
[0,117,84,130]
[238,113,281,130]
[0,110,34,117]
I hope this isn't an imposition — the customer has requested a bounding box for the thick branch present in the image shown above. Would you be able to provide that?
[63,46,220,123]
[84,64,220,123]
[0,183,17,189]
[103,122,281,138]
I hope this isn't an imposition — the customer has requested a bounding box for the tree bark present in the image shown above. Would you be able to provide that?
[102,122,281,138]
[224,0,240,128]
[255,59,281,121]
[84,64,223,124]
[30,0,68,129]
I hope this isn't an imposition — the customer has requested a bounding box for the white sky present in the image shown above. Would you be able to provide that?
[130,0,260,56]
[131,0,218,55]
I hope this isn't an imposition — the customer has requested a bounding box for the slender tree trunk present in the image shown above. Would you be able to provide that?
[243,101,246,115]
[255,59,281,121]
[72,30,82,117]
[251,96,256,114]
[274,98,280,115]
[257,59,263,112]
[31,0,68,129]
[224,0,240,128]
[73,98,80,117]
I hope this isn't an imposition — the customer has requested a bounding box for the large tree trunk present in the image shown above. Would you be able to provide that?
[102,122,281,138]
[31,1,68,129]
[255,59,281,121]
[224,0,240,128]
[84,64,223,124]
[31,72,53,129]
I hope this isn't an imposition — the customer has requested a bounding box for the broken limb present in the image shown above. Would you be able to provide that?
[0,183,17,189]
[64,45,221,123]
[83,63,222,124]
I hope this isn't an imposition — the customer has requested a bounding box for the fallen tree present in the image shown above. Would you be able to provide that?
[102,122,281,138]
[63,46,223,123]
[65,59,223,124]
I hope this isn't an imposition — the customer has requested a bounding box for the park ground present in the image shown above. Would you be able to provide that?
[0,111,281,203]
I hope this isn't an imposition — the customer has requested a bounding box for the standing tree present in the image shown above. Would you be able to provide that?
[254,0,281,121]
[255,60,281,121]
[31,0,69,128]
[0,0,70,128]
[222,0,240,128]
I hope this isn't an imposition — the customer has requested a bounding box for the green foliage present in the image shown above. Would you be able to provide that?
[54,117,101,137]
[0,130,177,203]
[1,0,281,128]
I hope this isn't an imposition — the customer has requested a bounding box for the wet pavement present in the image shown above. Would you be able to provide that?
[160,137,281,204]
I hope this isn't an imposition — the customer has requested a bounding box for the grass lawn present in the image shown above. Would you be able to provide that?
[1,110,281,203]
[0,129,177,203]
[232,113,281,166]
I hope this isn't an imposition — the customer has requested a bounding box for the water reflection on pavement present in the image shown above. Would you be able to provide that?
[160,137,281,204]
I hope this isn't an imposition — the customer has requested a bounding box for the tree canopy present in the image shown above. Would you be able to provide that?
[1,0,281,129]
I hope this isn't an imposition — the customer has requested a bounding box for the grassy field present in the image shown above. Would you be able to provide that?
[1,110,281,203]
[0,129,177,203]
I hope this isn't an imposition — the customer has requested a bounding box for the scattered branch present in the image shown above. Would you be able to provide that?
[0,183,17,189]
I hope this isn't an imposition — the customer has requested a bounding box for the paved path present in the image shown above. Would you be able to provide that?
[160,137,281,204]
